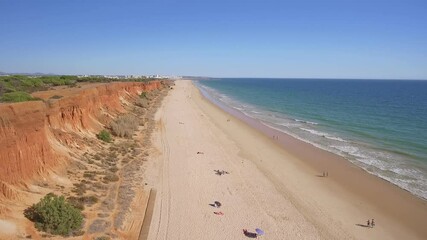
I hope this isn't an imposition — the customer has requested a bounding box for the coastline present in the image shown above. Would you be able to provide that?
[197,81,427,201]
[196,79,427,200]
[195,81,427,237]
[147,80,427,239]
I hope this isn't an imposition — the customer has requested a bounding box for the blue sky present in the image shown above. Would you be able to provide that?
[0,0,426,79]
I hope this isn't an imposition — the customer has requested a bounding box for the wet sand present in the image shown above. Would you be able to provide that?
[145,80,427,239]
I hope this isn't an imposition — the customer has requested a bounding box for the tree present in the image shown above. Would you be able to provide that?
[24,193,83,236]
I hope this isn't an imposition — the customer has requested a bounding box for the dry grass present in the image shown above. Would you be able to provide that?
[103,173,119,182]
[135,98,149,108]
[110,114,140,138]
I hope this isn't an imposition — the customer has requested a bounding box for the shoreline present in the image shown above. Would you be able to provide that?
[195,80,427,201]
[193,81,427,238]
[147,80,427,239]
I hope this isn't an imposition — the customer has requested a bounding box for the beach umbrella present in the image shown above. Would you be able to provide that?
[255,228,265,236]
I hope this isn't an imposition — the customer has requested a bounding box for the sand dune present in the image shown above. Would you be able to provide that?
[144,80,426,240]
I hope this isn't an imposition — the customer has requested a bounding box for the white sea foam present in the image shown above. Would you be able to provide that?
[300,128,348,143]
[300,128,327,137]
[325,136,348,142]
[295,119,318,125]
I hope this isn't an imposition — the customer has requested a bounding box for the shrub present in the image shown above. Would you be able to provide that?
[0,91,41,102]
[135,98,149,108]
[139,92,147,99]
[67,197,85,210]
[49,95,63,99]
[110,114,139,138]
[72,183,86,195]
[83,171,96,180]
[97,130,112,143]
[67,195,98,209]
[103,173,119,182]
[95,236,110,240]
[24,193,83,236]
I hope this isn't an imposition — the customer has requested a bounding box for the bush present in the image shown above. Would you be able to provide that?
[49,95,63,99]
[135,98,149,108]
[139,92,147,99]
[110,114,139,138]
[24,193,83,236]
[103,173,119,182]
[97,130,112,143]
[95,236,111,240]
[0,91,41,102]
[68,195,98,209]
[72,183,87,195]
[83,171,96,180]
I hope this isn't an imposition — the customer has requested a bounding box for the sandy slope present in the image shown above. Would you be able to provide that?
[144,80,426,240]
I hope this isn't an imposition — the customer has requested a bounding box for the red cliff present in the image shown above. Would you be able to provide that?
[0,81,163,200]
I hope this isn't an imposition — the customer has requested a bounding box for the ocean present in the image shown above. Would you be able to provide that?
[195,78,427,200]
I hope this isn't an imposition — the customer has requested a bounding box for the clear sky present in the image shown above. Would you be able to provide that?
[0,0,426,79]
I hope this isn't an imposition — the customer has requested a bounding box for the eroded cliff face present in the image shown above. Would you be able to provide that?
[0,81,163,200]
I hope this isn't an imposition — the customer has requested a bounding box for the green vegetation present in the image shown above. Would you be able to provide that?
[139,91,147,99]
[24,193,83,236]
[0,75,158,103]
[0,91,40,102]
[97,130,112,143]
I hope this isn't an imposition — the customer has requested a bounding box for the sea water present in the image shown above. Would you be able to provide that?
[195,78,427,200]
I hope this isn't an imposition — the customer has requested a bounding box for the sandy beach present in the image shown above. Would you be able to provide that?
[143,80,427,240]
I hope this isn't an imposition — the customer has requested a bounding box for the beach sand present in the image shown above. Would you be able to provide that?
[144,80,427,240]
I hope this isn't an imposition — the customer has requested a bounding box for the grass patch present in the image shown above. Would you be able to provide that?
[97,130,112,143]
[0,91,41,103]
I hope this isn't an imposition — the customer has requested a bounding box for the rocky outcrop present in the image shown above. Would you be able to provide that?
[0,81,163,199]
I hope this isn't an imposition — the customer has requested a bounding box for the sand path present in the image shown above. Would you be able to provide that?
[144,80,424,240]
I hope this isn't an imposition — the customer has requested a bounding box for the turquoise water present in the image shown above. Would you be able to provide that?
[196,78,427,200]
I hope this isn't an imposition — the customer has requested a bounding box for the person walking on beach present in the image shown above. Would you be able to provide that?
[371,219,375,228]
[367,219,370,227]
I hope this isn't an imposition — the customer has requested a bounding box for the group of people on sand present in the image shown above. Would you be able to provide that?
[272,135,279,140]
[211,201,224,216]
[211,200,261,238]
[201,151,262,238]
[367,219,375,228]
